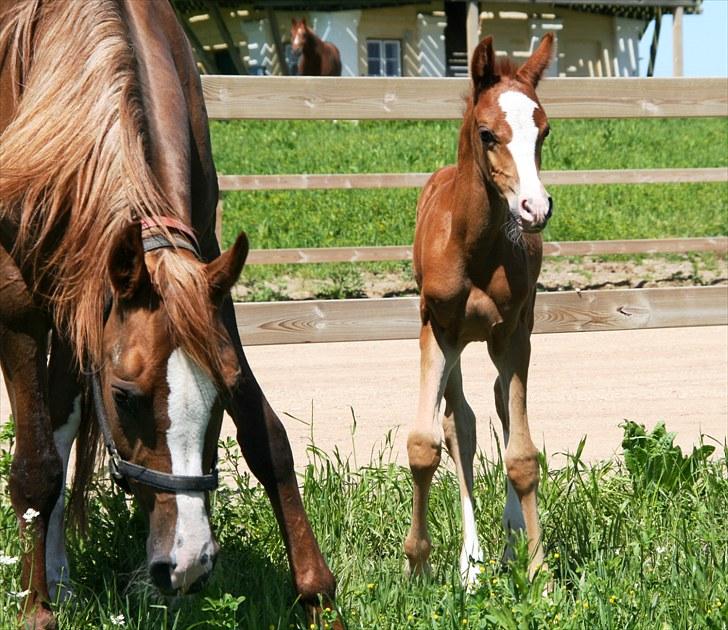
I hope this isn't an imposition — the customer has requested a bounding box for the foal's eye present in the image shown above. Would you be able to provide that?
[479,128,496,145]
[542,126,551,139]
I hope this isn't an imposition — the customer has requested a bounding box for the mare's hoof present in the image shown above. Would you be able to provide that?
[304,603,344,630]
[21,607,57,630]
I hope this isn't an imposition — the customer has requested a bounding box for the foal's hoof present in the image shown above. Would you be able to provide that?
[304,603,344,630]
[404,557,432,580]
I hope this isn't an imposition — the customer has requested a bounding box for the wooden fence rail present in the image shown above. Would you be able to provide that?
[202,76,728,120]
[243,237,728,265]
[219,167,728,191]
[233,286,728,346]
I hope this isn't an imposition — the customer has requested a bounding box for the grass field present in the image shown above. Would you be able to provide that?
[209,117,728,300]
[1,420,726,629]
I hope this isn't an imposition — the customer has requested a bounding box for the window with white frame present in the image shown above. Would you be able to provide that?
[367,39,402,76]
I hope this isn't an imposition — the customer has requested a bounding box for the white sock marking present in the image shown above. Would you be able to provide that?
[460,495,483,587]
[46,395,82,601]
[166,348,217,591]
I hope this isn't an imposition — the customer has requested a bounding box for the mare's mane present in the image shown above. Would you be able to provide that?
[0,0,224,377]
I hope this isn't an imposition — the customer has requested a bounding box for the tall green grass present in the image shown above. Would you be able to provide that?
[1,420,726,628]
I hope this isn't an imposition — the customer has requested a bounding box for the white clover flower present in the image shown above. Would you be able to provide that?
[9,589,30,598]
[0,555,18,566]
[22,508,40,523]
[110,613,126,626]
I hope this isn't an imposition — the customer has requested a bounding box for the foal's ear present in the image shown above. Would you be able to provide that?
[517,32,555,88]
[205,231,249,305]
[471,36,498,97]
[108,221,151,302]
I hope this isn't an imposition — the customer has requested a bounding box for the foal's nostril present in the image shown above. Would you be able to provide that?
[149,560,176,593]
[520,198,531,214]
[546,197,553,219]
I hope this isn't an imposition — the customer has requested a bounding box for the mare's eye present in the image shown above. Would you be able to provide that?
[479,128,496,145]
[112,384,143,416]
[543,126,551,139]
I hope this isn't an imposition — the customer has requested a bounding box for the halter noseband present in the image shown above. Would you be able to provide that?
[90,218,218,494]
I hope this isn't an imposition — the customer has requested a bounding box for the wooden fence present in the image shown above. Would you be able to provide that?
[200,76,728,345]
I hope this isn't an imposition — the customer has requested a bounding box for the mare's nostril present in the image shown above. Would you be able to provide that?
[520,198,531,214]
[149,560,176,593]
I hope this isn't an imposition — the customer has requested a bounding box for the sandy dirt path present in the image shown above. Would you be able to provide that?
[3,326,725,472]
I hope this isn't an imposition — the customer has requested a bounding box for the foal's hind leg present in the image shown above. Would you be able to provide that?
[218,298,337,617]
[404,321,458,577]
[490,324,544,576]
[442,359,483,587]
[45,332,83,602]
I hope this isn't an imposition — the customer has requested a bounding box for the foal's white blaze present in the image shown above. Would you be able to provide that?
[166,348,217,591]
[460,495,483,588]
[498,90,550,227]
[46,395,82,601]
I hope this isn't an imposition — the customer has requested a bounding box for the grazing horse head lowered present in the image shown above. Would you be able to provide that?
[290,17,342,76]
[406,33,554,588]
[0,1,336,628]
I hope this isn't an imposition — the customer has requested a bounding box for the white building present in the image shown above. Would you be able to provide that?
[172,1,700,78]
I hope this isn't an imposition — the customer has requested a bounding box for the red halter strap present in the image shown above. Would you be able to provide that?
[140,216,200,254]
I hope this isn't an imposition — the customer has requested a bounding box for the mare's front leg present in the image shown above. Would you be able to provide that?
[0,253,62,629]
[218,297,337,619]
[404,320,458,576]
[442,360,483,587]
[45,332,83,602]
[489,323,544,576]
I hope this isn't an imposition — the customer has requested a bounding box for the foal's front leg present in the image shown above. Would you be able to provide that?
[405,320,458,576]
[490,324,544,576]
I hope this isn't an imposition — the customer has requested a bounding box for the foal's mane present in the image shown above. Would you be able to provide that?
[0,0,224,377]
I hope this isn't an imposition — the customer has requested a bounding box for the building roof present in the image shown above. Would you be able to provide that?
[173,0,701,14]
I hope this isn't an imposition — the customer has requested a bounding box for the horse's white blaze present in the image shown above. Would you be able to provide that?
[498,90,550,225]
[459,495,483,587]
[166,348,217,591]
[46,395,82,601]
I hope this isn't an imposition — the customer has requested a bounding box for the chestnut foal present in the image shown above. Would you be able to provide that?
[405,34,555,587]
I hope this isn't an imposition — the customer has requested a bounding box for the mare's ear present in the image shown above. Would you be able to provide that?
[471,36,498,97]
[517,32,554,88]
[301,16,307,27]
[108,221,152,302]
[205,232,249,305]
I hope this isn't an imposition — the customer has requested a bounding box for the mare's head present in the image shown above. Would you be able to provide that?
[100,222,248,595]
[467,34,555,234]
[290,17,311,52]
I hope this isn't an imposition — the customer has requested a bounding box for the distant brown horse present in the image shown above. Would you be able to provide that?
[0,1,336,628]
[405,34,555,587]
[290,17,341,76]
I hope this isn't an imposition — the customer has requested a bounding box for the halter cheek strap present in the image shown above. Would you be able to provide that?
[89,216,218,494]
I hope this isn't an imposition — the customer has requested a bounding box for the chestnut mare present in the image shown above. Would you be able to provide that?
[290,17,341,76]
[405,34,555,587]
[0,1,335,627]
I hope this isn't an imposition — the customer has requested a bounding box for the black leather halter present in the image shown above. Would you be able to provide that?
[90,223,218,494]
